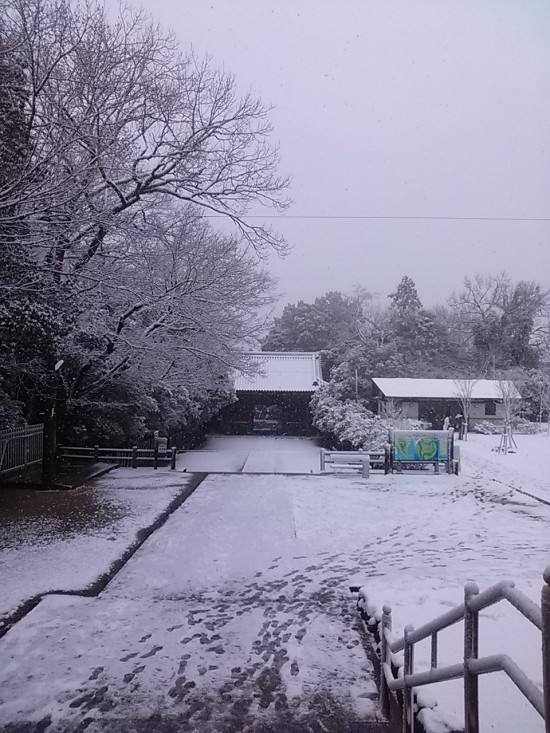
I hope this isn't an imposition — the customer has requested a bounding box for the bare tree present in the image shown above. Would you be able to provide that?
[66,206,277,403]
[497,379,520,426]
[496,378,521,453]
[453,379,478,440]
[1,0,290,482]
[2,0,290,268]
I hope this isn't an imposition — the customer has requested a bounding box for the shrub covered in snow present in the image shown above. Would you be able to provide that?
[311,383,428,451]
[472,421,502,435]
[310,383,390,451]
[473,418,542,435]
[513,417,545,435]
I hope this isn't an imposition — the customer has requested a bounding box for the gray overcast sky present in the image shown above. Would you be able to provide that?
[108,0,550,310]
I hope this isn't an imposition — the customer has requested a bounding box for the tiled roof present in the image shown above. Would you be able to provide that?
[234,352,322,393]
[372,378,521,400]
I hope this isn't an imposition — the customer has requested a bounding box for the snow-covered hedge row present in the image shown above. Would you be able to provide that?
[473,418,543,435]
[310,383,421,451]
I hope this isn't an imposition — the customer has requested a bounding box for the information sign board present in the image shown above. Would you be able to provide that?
[392,430,451,462]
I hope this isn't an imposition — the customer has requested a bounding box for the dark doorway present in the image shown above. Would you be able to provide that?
[253,404,283,433]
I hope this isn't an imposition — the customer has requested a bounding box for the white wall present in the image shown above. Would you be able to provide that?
[401,401,419,419]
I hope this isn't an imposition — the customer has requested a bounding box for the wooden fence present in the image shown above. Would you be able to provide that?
[58,445,177,470]
[0,424,44,476]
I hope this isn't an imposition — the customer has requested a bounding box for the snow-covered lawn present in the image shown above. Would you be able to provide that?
[0,434,548,732]
[0,468,194,625]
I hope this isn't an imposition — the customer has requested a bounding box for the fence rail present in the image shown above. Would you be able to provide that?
[58,444,177,470]
[358,567,550,733]
[0,424,43,475]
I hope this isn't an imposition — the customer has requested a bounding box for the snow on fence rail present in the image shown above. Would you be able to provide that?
[58,445,177,470]
[358,567,550,733]
[0,424,43,476]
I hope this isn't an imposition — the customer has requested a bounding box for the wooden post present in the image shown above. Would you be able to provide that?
[132,446,138,469]
[464,582,480,733]
[153,443,158,470]
[384,443,391,475]
[380,604,392,719]
[542,566,550,733]
[320,449,325,472]
[170,447,177,470]
[94,445,100,460]
[361,456,370,479]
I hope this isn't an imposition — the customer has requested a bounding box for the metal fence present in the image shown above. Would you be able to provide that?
[0,424,44,476]
[358,567,550,733]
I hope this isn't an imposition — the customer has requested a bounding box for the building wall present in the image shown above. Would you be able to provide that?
[382,397,508,429]
[401,401,419,419]
[469,400,506,427]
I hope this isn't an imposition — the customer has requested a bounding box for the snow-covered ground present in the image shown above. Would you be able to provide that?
[0,468,194,624]
[0,434,548,732]
[176,434,322,474]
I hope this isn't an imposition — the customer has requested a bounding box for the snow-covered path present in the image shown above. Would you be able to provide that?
[0,474,386,732]
[176,435,322,474]
[0,437,548,732]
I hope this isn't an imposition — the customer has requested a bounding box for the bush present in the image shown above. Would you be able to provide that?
[512,417,545,435]
[310,383,389,451]
[472,418,543,435]
[472,421,502,435]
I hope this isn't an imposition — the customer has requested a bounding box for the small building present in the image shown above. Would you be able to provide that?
[372,377,521,430]
[219,352,322,435]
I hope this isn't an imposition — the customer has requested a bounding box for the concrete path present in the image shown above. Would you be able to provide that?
[0,474,388,733]
[176,435,322,474]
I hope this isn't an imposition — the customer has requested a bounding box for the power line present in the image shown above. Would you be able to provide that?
[204,214,550,222]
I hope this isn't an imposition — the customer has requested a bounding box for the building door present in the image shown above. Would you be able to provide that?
[252,404,283,434]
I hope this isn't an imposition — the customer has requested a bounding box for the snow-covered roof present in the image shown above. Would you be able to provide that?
[234,352,322,393]
[372,378,521,400]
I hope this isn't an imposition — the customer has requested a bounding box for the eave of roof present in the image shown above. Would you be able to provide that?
[372,377,521,400]
[234,352,322,393]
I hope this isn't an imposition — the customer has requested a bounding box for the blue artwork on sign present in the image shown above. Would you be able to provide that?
[393,430,450,462]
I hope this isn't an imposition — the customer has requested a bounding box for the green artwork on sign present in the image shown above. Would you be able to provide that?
[415,437,438,460]
[395,436,411,459]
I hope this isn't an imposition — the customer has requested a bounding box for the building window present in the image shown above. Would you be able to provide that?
[485,400,496,416]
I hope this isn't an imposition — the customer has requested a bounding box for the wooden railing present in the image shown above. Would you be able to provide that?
[0,424,43,475]
[358,567,550,733]
[58,445,177,470]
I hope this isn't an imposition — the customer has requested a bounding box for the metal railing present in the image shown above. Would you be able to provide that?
[0,424,43,475]
[358,567,550,733]
[58,445,177,470]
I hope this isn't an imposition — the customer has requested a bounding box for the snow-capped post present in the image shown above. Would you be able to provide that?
[403,624,415,733]
[379,604,392,718]
[542,566,550,733]
[464,581,480,733]
[132,446,138,469]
